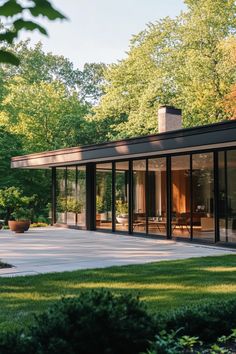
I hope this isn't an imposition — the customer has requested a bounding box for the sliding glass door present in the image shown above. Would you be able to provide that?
[148,158,167,236]
[219,150,236,243]
[171,155,191,238]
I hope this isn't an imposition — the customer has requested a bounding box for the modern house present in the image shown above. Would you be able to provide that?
[11,106,236,245]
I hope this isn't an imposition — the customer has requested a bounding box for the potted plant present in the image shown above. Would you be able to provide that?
[116,199,129,225]
[9,207,32,233]
[0,187,36,233]
[66,197,84,224]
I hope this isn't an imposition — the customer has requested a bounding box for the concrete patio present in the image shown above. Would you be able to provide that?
[0,227,235,277]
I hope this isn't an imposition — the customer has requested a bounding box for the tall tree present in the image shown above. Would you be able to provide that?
[0,78,90,152]
[92,0,236,140]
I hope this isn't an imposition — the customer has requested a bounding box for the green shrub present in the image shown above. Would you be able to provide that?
[0,331,33,354]
[30,222,48,228]
[28,290,155,354]
[155,299,236,342]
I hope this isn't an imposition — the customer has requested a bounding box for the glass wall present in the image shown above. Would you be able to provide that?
[133,160,146,233]
[77,166,86,227]
[54,149,236,245]
[218,152,227,241]
[96,163,112,230]
[226,150,236,242]
[56,168,67,224]
[148,158,167,236]
[219,150,236,243]
[66,167,77,226]
[192,153,215,242]
[56,166,86,227]
[171,155,191,238]
[115,161,129,232]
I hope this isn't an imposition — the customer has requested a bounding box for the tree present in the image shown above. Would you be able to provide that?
[92,0,236,140]
[0,0,66,65]
[0,126,23,188]
[78,62,107,105]
[0,78,90,152]
[4,41,80,89]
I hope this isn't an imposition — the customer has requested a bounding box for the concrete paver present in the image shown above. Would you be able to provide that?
[0,227,235,277]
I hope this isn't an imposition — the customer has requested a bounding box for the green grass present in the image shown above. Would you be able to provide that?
[0,255,236,331]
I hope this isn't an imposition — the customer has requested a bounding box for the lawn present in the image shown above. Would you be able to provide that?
[0,254,235,331]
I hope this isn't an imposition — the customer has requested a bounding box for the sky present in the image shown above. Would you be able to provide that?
[18,0,186,69]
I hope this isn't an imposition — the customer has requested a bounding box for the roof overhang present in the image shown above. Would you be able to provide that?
[11,120,236,169]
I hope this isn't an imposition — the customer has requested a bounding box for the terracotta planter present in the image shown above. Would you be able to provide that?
[8,220,30,233]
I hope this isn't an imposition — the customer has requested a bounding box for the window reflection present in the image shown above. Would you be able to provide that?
[96,163,112,230]
[148,158,167,236]
[171,155,191,238]
[115,161,129,232]
[192,153,215,242]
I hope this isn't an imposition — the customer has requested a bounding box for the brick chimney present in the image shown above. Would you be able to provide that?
[158,106,182,133]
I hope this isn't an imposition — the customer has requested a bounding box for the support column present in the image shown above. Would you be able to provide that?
[86,163,96,230]
[214,151,220,243]
[166,156,172,239]
[51,167,57,225]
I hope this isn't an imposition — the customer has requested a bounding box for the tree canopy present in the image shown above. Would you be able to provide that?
[91,0,236,140]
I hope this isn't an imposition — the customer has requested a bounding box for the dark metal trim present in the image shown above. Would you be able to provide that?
[145,158,148,235]
[112,161,116,232]
[190,154,193,240]
[214,151,220,243]
[51,167,56,225]
[65,167,68,224]
[86,163,96,230]
[166,156,172,239]
[128,160,133,234]
[75,166,78,226]
[225,151,229,242]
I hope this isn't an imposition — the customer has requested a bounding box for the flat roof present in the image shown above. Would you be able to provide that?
[11,120,236,169]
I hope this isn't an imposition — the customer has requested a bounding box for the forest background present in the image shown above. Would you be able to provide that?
[0,0,236,220]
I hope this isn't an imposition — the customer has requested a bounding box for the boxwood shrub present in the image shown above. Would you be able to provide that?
[155,299,236,342]
[29,290,156,354]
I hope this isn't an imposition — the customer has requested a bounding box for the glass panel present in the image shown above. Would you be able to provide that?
[171,155,191,238]
[192,153,215,242]
[77,166,86,227]
[66,167,77,226]
[56,168,67,224]
[133,160,146,233]
[115,161,129,232]
[218,152,227,241]
[96,163,112,230]
[148,158,167,236]
[226,150,236,243]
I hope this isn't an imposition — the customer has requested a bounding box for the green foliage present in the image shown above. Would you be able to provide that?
[1,78,90,152]
[96,195,105,213]
[155,299,236,343]
[0,0,66,65]
[0,290,155,354]
[92,0,236,139]
[11,207,32,221]
[116,199,128,215]
[145,329,184,354]
[0,186,36,222]
[0,126,24,188]
[28,290,155,354]
[58,197,83,213]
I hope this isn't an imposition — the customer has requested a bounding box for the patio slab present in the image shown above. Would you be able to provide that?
[0,227,235,277]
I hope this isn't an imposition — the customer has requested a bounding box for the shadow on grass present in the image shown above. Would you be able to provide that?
[0,254,235,330]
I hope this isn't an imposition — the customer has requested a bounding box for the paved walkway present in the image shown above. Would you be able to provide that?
[0,227,235,277]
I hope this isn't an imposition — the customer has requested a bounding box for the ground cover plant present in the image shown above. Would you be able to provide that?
[0,255,235,332]
[0,290,235,354]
